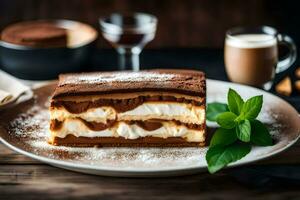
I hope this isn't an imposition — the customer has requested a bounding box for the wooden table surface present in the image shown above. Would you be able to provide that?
[1,140,300,199]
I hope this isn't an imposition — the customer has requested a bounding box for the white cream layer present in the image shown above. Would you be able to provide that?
[51,106,115,123]
[50,102,205,124]
[50,118,205,142]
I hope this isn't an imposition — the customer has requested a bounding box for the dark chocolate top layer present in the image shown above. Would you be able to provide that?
[52,69,206,98]
[1,21,67,47]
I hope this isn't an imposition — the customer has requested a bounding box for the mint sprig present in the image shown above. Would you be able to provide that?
[206,143,251,174]
[209,128,237,147]
[206,102,228,121]
[250,120,273,146]
[216,112,237,129]
[227,88,244,115]
[240,95,263,120]
[236,119,251,142]
[206,88,273,173]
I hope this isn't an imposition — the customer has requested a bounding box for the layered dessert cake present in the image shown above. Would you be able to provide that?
[49,70,206,147]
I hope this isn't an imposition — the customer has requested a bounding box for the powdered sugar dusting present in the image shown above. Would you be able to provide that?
[62,72,177,85]
[29,139,206,168]
[8,105,49,139]
[259,105,285,140]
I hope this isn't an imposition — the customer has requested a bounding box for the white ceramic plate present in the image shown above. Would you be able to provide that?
[0,79,299,177]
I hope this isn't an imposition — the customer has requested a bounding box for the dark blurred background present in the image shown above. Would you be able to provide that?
[0,0,299,49]
[1,0,300,102]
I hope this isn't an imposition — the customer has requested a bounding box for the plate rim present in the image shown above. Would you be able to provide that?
[0,79,299,176]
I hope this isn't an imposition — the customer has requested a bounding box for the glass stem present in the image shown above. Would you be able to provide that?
[117,47,141,71]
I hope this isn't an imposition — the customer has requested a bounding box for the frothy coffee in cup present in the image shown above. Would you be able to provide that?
[225,26,297,89]
[225,34,278,87]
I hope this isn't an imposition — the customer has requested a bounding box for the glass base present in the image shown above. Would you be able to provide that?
[263,80,273,91]
[117,47,141,71]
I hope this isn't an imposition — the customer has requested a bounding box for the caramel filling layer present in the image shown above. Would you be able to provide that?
[51,95,204,114]
[50,119,205,132]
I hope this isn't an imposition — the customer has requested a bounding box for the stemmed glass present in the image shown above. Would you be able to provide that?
[99,12,157,71]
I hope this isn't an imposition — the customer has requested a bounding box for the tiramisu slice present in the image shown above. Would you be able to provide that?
[49,70,206,147]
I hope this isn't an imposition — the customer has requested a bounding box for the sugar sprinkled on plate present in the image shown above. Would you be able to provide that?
[8,105,49,139]
[7,104,206,169]
[3,89,292,170]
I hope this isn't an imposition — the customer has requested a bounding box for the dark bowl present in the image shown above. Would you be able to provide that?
[0,19,98,80]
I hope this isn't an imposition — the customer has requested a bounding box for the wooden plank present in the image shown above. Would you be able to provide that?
[1,141,300,199]
[0,164,299,200]
[0,144,39,164]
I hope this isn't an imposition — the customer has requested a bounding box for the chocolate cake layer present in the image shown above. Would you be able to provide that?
[1,21,67,47]
[51,95,204,114]
[52,70,206,98]
[51,135,205,147]
[50,119,205,132]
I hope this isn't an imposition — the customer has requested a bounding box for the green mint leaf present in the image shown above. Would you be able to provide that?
[206,102,229,121]
[240,95,263,120]
[210,128,237,147]
[228,88,244,115]
[206,143,251,173]
[250,120,273,146]
[236,119,251,142]
[216,112,237,129]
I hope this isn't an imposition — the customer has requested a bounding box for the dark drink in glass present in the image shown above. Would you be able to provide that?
[100,13,157,71]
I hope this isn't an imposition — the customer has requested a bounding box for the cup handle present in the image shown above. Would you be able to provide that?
[276,34,297,73]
